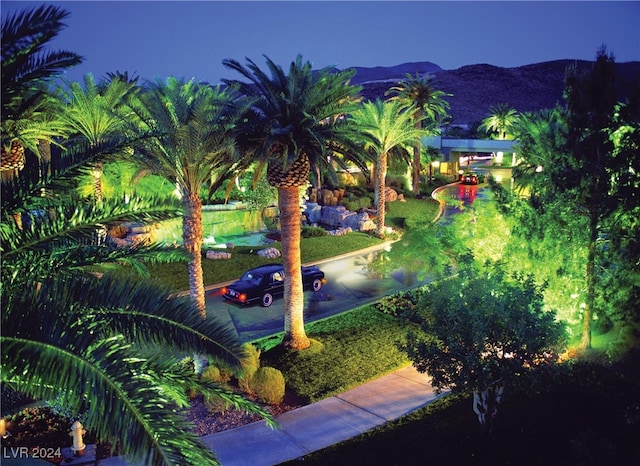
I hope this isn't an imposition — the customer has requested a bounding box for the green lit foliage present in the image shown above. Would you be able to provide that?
[351,98,428,237]
[1,7,275,464]
[508,46,638,350]
[236,173,278,210]
[401,259,567,434]
[237,343,262,393]
[76,160,175,200]
[385,72,452,194]
[490,178,589,327]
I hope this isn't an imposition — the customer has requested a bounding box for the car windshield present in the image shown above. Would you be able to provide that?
[239,272,263,286]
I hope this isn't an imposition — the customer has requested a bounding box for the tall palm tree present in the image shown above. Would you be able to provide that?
[479,103,519,140]
[386,73,451,194]
[352,98,429,238]
[1,4,82,181]
[130,77,246,318]
[222,55,365,350]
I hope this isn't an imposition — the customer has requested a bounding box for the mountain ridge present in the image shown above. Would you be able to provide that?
[347,59,640,126]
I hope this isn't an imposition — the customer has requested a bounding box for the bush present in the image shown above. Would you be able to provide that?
[249,367,286,405]
[238,343,261,392]
[374,289,424,322]
[201,365,231,384]
[301,225,327,238]
[342,196,372,212]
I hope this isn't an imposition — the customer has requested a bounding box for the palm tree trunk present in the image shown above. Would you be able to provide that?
[412,117,422,194]
[279,186,310,350]
[91,161,104,204]
[183,193,206,318]
[375,152,388,238]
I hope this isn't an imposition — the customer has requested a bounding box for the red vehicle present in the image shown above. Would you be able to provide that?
[459,171,479,185]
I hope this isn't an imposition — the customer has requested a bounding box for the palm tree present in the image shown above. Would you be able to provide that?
[222,55,365,350]
[479,103,519,140]
[56,73,138,204]
[1,4,82,182]
[352,98,429,238]
[130,77,246,318]
[386,73,451,194]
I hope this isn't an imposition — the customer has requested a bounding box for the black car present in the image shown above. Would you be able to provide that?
[221,263,326,307]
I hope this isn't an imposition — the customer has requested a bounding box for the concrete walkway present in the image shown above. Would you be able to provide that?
[98,365,442,466]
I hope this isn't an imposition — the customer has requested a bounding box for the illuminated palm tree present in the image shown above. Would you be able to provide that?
[56,73,138,203]
[479,103,519,140]
[1,4,81,183]
[386,73,451,194]
[352,98,429,238]
[131,77,246,317]
[222,55,364,350]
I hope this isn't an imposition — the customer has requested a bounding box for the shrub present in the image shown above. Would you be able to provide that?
[238,343,261,392]
[301,225,327,238]
[201,365,231,384]
[374,289,424,322]
[342,196,372,212]
[249,367,286,405]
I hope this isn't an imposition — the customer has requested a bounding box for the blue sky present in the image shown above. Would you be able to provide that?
[2,1,639,84]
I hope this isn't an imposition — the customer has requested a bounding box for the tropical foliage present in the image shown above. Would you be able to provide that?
[506,46,640,350]
[55,73,139,203]
[1,4,81,182]
[479,103,519,140]
[129,77,249,317]
[1,6,273,465]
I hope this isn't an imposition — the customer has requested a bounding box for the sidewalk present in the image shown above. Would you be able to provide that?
[98,365,442,466]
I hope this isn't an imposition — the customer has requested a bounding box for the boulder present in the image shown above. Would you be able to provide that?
[206,250,232,260]
[327,227,352,236]
[257,247,281,259]
[384,187,398,202]
[304,202,322,224]
[319,205,351,227]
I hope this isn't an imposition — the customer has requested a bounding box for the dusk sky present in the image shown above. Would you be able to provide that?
[2,1,639,84]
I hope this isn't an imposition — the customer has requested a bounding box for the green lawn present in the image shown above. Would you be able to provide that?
[136,231,384,292]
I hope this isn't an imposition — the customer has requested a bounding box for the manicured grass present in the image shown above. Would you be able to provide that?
[386,197,441,230]
[257,304,412,403]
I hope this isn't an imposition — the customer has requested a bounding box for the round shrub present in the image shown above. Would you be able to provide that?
[249,367,286,405]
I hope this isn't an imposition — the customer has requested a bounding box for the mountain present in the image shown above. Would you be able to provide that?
[347,60,640,127]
